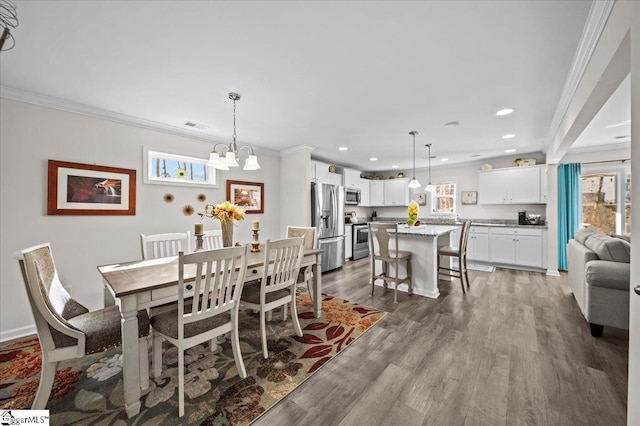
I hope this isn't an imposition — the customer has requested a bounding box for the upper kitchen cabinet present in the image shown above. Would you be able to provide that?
[343,168,362,188]
[383,178,410,206]
[370,180,384,206]
[310,160,342,186]
[478,165,545,204]
[359,178,371,206]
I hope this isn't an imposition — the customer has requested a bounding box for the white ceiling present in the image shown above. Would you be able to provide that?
[0,0,598,171]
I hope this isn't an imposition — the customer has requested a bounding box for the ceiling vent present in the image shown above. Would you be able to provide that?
[183,121,209,130]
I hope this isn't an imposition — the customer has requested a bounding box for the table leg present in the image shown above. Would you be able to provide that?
[120,295,142,418]
[313,254,322,318]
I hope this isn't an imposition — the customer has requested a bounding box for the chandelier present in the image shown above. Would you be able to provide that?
[407,131,421,188]
[207,92,260,171]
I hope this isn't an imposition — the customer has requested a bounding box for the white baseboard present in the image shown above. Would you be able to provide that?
[1,325,36,343]
[373,282,440,299]
[546,269,561,277]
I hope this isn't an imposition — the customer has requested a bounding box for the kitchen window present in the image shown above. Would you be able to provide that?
[429,180,457,215]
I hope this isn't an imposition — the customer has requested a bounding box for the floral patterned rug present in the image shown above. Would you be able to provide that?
[0,293,386,425]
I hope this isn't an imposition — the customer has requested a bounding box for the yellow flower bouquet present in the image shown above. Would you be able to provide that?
[199,201,245,224]
[406,201,419,226]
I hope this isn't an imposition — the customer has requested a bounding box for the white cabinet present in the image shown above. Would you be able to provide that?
[344,168,361,188]
[383,179,410,206]
[310,161,342,186]
[370,180,384,206]
[478,166,545,204]
[489,227,544,268]
[467,226,489,261]
[345,225,353,261]
[359,178,370,206]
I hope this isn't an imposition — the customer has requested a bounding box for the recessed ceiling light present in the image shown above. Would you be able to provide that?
[496,108,514,116]
[391,165,399,168]
[441,158,449,162]
[502,134,516,139]
[444,121,460,127]
[338,146,348,151]
[505,149,517,153]
[370,157,378,161]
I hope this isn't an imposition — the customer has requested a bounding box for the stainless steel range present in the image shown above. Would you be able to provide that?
[352,223,369,260]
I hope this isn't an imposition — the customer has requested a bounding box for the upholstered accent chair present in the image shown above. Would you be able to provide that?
[150,245,249,417]
[241,237,306,358]
[286,226,316,304]
[367,223,413,303]
[140,232,191,259]
[437,221,472,294]
[15,243,150,409]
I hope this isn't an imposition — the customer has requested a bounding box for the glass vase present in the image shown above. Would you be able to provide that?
[221,221,234,247]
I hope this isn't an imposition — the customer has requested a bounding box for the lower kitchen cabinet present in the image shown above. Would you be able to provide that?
[345,226,353,261]
[489,227,544,268]
[467,227,489,262]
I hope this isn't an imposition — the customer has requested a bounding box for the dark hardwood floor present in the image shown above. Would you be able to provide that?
[255,258,629,426]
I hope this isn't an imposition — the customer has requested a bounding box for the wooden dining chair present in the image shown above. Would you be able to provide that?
[202,229,223,250]
[240,237,305,358]
[286,226,316,306]
[15,243,151,409]
[150,245,249,417]
[368,223,413,303]
[140,232,191,259]
[437,220,472,293]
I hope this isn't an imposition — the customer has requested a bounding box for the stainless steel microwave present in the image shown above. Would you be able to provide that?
[345,187,361,205]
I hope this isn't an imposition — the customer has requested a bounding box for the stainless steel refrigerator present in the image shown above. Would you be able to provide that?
[311,182,345,272]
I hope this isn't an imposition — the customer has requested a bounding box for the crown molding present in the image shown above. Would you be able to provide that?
[0,85,280,157]
[279,145,315,156]
[544,0,615,151]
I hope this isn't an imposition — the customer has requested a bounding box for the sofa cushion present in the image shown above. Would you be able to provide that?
[608,233,631,243]
[584,233,631,263]
[585,260,630,291]
[574,228,597,244]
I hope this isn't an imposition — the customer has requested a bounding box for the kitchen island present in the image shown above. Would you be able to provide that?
[372,224,458,299]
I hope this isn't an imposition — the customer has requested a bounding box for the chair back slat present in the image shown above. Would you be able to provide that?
[203,230,224,250]
[262,237,305,294]
[141,232,191,259]
[178,246,247,332]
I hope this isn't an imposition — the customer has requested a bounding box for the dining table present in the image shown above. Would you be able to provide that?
[98,246,323,418]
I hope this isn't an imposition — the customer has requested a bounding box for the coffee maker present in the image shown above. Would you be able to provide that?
[518,211,527,225]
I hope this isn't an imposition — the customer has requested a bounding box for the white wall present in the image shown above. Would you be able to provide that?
[369,156,547,221]
[279,147,313,232]
[0,98,282,341]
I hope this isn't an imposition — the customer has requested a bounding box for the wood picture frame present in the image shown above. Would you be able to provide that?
[226,180,264,214]
[461,191,478,205]
[47,160,136,215]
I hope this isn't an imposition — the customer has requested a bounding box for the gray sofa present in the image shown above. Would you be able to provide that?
[567,228,631,337]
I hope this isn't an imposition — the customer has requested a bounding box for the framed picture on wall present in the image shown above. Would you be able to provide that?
[226,180,264,214]
[412,192,427,206]
[461,191,478,205]
[47,160,136,215]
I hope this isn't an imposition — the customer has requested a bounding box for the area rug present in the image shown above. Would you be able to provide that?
[0,293,386,425]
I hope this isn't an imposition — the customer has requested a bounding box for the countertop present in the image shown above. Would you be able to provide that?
[393,224,459,236]
[362,217,548,230]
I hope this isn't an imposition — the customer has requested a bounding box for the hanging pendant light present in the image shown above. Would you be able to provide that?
[425,143,435,192]
[408,131,421,189]
[207,92,261,171]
